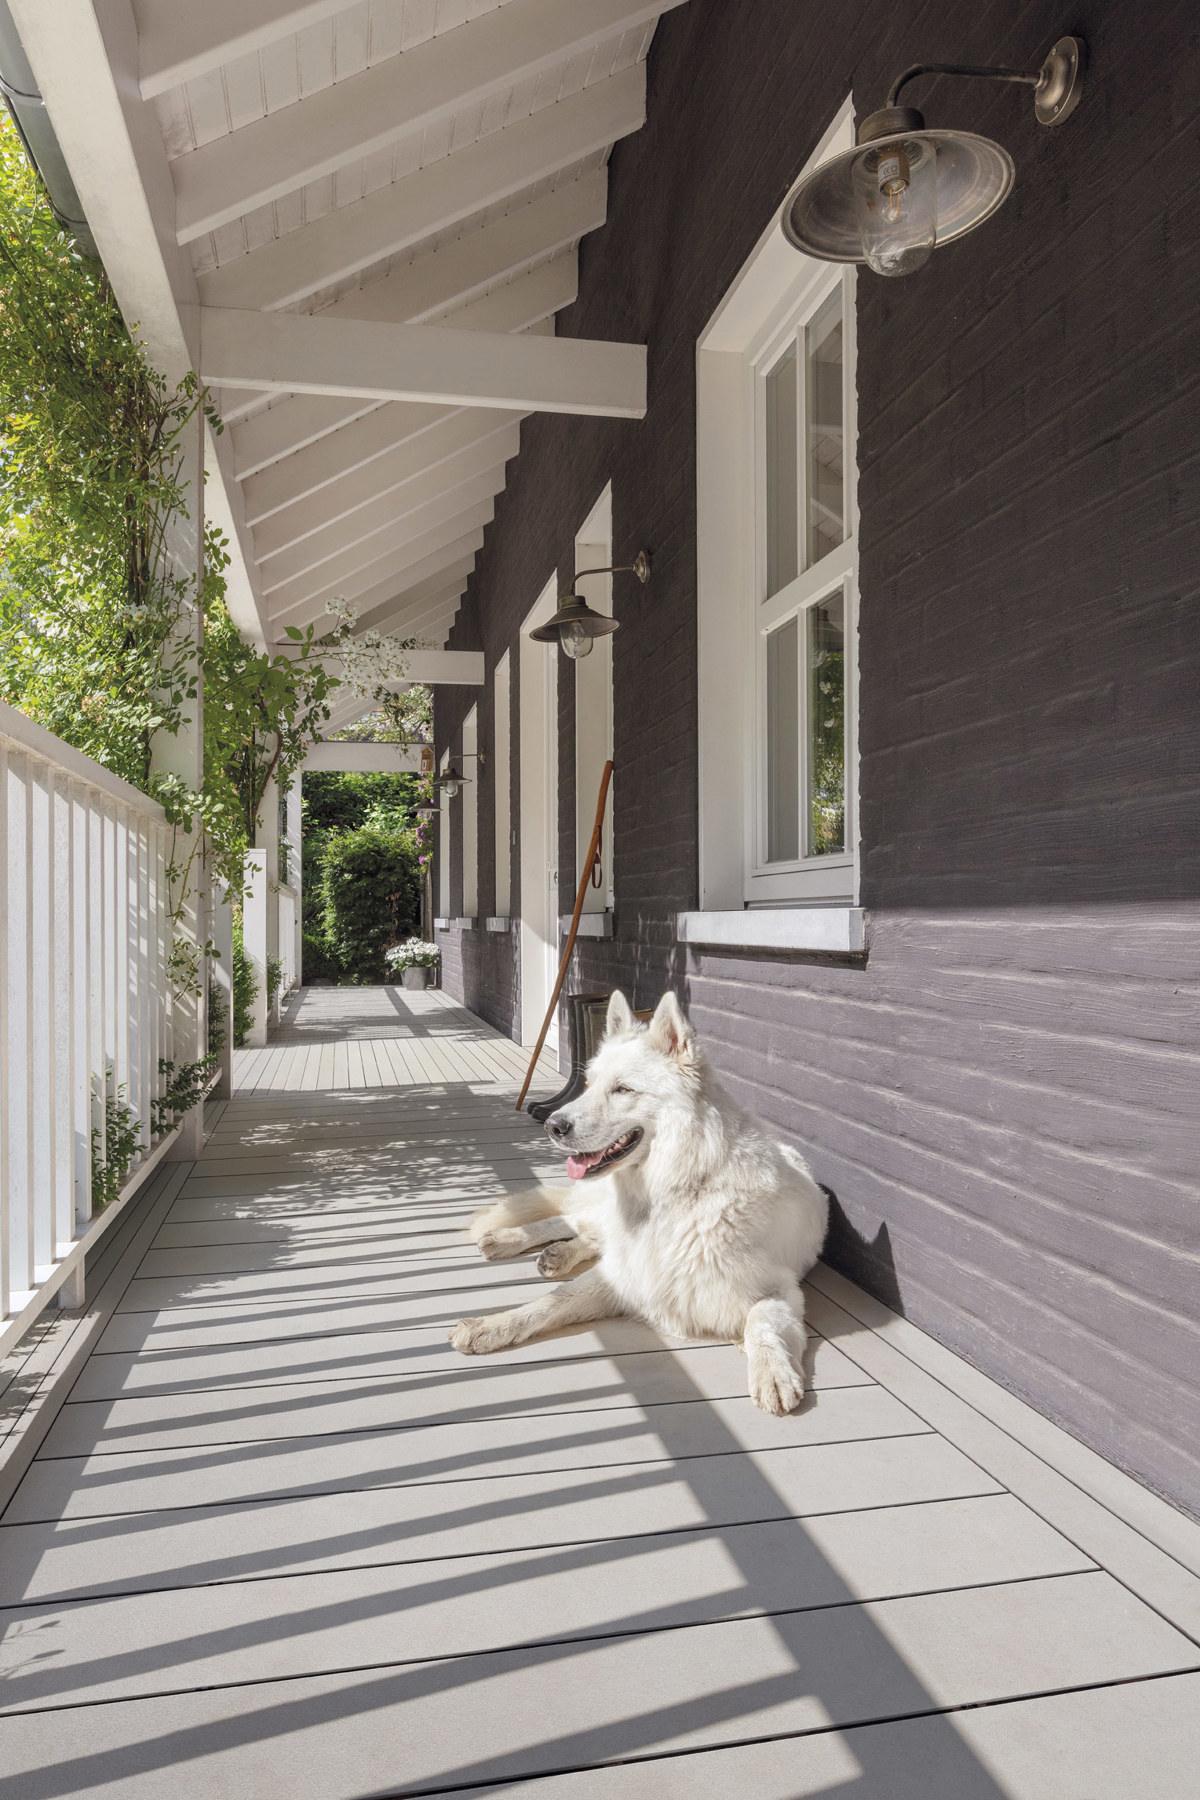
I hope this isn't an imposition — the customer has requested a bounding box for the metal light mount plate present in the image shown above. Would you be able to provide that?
[1034,36,1084,126]
[782,128,1015,263]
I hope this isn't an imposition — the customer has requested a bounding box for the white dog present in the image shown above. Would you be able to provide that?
[450,990,828,1414]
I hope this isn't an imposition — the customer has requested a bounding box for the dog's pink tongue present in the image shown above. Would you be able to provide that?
[567,1151,598,1180]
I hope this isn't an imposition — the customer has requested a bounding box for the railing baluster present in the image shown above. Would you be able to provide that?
[0,742,10,1321]
[0,706,181,1342]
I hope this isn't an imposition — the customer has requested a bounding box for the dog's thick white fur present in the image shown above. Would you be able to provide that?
[451,990,828,1415]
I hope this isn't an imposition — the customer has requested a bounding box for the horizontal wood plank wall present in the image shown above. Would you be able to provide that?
[435,0,1200,1516]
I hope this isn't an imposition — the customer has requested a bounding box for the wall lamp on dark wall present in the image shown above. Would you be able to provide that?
[784,36,1085,276]
[529,551,651,660]
[431,750,484,800]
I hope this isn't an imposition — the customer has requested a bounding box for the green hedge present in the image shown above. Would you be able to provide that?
[318,824,422,984]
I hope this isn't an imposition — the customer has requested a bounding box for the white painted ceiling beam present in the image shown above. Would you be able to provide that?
[268,516,492,628]
[230,247,574,484]
[135,0,351,99]
[254,415,520,562]
[302,742,424,774]
[197,63,644,311]
[199,308,647,418]
[174,0,675,243]
[260,466,507,596]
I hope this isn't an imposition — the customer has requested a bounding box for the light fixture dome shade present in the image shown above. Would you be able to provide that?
[529,593,620,651]
[783,129,1015,266]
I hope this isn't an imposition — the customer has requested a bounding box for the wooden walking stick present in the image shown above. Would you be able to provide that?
[516,759,613,1112]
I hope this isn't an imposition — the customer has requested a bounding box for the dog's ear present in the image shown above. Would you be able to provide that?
[604,990,636,1038]
[646,991,696,1066]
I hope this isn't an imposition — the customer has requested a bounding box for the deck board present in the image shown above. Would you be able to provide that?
[1,985,1197,1797]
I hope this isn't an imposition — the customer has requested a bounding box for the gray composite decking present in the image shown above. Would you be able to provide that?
[0,988,1197,1798]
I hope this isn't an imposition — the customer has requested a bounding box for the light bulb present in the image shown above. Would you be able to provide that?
[852,137,937,276]
[441,778,460,799]
[561,621,594,660]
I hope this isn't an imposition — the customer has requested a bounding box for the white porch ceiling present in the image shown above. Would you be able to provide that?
[11,0,684,711]
[144,0,682,700]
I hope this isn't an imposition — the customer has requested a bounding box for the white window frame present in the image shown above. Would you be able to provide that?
[492,652,511,920]
[461,706,478,920]
[697,99,859,914]
[573,485,614,917]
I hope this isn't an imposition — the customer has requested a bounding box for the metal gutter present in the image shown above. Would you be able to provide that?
[0,0,97,257]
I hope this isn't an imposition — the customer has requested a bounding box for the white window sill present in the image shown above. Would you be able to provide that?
[485,916,511,932]
[559,911,614,939]
[677,907,865,954]
[453,917,476,931]
[434,918,450,931]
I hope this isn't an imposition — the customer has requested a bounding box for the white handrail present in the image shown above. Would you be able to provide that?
[0,701,176,1344]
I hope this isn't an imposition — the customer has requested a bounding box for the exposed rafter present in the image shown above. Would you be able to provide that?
[197,63,644,311]
[172,0,679,243]
[260,467,508,596]
[313,180,601,330]
[242,405,468,527]
[357,565,476,637]
[135,0,351,99]
[199,309,647,418]
[272,536,484,637]
[254,416,521,563]
[269,517,493,629]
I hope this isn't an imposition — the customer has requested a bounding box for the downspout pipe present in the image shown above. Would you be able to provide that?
[0,0,98,259]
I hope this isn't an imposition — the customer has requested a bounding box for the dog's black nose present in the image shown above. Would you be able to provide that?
[546,1111,571,1142]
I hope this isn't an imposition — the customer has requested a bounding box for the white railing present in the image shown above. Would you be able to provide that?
[0,701,178,1345]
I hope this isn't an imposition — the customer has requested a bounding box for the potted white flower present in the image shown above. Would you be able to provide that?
[386,938,440,990]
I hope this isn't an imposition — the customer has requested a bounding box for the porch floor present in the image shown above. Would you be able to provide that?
[0,990,1197,1797]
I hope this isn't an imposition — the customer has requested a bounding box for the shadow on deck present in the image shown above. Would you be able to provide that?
[0,988,1195,1796]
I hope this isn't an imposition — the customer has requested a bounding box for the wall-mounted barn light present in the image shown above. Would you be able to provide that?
[529,551,651,660]
[431,749,485,799]
[783,37,1084,276]
[415,802,441,822]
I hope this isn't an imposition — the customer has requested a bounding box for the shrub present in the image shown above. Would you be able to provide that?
[266,953,284,1009]
[302,929,342,985]
[319,825,421,983]
[231,913,258,1046]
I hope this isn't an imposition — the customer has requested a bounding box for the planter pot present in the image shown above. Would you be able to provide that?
[401,966,431,990]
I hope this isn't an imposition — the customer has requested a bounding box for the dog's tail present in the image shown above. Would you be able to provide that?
[468,1189,570,1246]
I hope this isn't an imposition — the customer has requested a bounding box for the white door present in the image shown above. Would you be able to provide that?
[519,580,560,1053]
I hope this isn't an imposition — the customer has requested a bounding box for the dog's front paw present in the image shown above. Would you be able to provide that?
[748,1355,806,1417]
[450,1316,495,1355]
[536,1240,579,1279]
[476,1230,516,1262]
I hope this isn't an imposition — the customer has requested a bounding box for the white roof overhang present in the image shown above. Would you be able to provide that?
[9,0,684,708]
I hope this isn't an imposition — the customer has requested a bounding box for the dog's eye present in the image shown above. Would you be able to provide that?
[613,1084,634,1096]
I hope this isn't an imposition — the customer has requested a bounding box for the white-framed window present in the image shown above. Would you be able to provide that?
[461,706,478,919]
[752,269,856,900]
[493,652,511,918]
[697,100,859,912]
[574,485,614,915]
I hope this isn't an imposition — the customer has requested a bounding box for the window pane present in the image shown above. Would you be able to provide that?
[765,342,798,598]
[807,594,845,855]
[766,617,799,862]
[805,289,844,567]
